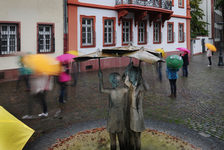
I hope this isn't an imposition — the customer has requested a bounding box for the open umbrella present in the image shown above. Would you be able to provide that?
[66,50,82,57]
[155,48,166,58]
[22,54,61,75]
[205,43,217,52]
[74,51,118,62]
[176,47,191,54]
[0,106,34,150]
[124,49,162,64]
[166,55,183,69]
[102,45,140,55]
[56,53,76,62]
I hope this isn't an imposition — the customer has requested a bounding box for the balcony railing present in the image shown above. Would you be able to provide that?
[116,0,172,10]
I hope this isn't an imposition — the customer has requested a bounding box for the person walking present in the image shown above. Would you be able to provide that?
[16,56,32,91]
[58,62,71,104]
[156,53,163,81]
[207,49,212,67]
[22,74,53,119]
[166,67,179,98]
[181,52,189,77]
[72,61,78,86]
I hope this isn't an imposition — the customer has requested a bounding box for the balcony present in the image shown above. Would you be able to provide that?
[116,0,172,10]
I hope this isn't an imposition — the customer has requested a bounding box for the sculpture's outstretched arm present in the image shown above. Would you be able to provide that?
[98,69,111,94]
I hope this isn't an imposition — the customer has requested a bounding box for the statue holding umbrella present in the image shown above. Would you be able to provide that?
[75,46,163,150]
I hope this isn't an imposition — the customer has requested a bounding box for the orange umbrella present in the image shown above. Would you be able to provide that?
[205,43,217,52]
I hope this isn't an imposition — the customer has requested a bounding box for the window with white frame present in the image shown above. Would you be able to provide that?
[104,19,114,45]
[179,23,184,42]
[138,21,146,44]
[0,24,18,55]
[153,22,161,43]
[178,0,183,7]
[38,24,54,53]
[122,20,131,44]
[82,18,93,46]
[167,23,174,43]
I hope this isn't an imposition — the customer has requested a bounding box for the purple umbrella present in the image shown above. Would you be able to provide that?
[176,47,191,54]
[56,54,76,62]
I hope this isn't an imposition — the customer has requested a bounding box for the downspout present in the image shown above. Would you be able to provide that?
[64,0,68,53]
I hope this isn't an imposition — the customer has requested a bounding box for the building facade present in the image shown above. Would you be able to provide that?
[0,0,64,82]
[67,0,191,71]
[191,0,223,55]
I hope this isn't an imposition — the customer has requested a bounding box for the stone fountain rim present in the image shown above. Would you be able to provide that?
[25,119,224,150]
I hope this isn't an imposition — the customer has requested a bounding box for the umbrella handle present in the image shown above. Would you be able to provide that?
[129,57,132,63]
[139,60,142,67]
[98,58,101,71]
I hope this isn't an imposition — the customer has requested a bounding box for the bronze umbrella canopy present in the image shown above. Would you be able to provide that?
[102,45,164,64]
[74,46,164,70]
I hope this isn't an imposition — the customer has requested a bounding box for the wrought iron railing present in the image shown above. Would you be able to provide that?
[116,0,172,10]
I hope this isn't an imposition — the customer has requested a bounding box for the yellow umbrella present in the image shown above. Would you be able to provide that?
[0,106,34,150]
[156,48,166,58]
[22,54,61,75]
[67,50,82,56]
[205,43,217,52]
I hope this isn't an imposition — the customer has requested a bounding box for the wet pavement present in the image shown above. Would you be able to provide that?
[0,53,224,149]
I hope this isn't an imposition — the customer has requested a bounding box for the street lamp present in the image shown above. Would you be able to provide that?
[217,22,224,66]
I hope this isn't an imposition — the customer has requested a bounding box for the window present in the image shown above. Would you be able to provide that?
[122,19,132,45]
[103,17,116,47]
[138,21,147,45]
[0,23,20,55]
[153,22,161,44]
[37,24,55,53]
[178,23,184,42]
[167,22,174,43]
[178,0,184,8]
[81,16,95,48]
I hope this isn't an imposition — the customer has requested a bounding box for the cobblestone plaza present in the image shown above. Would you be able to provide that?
[1,53,224,149]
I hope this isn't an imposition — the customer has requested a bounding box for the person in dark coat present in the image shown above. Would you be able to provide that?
[181,52,189,77]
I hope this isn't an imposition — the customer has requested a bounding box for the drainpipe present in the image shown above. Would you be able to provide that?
[217,22,224,66]
[63,0,68,53]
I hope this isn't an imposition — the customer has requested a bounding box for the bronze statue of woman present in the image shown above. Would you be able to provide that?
[123,62,148,150]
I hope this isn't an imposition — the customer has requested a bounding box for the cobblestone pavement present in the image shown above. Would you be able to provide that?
[0,53,224,148]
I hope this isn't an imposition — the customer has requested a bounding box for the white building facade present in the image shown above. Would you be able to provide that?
[67,0,191,71]
[191,0,223,55]
[0,0,64,81]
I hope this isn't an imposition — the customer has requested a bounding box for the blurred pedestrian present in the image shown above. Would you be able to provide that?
[166,67,179,98]
[58,62,71,104]
[16,56,32,91]
[181,52,189,77]
[156,53,163,81]
[207,49,212,67]
[22,74,53,119]
[72,61,78,86]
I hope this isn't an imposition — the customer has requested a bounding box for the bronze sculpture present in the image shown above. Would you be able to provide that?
[98,70,128,150]
[123,62,147,150]
[98,60,148,150]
